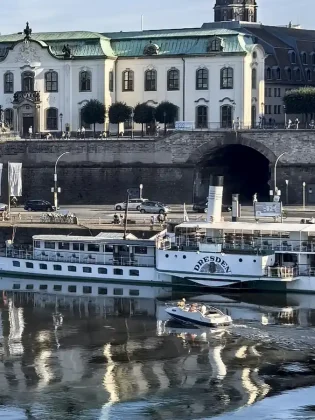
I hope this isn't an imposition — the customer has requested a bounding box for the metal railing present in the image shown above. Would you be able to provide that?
[265,266,298,278]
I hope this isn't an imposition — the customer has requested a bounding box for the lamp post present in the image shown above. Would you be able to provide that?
[163,111,167,136]
[274,152,286,197]
[303,181,306,209]
[53,152,69,210]
[139,183,143,199]
[59,113,63,132]
[285,179,289,205]
[283,105,287,129]
[131,109,134,139]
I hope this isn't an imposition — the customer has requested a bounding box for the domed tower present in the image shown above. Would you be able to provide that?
[214,0,258,23]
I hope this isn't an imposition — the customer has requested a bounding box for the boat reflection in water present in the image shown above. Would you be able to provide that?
[1,284,315,418]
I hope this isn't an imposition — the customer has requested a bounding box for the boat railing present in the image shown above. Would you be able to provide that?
[265,266,298,278]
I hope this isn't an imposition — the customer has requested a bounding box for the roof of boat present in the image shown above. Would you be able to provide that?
[175,221,315,233]
[32,234,155,245]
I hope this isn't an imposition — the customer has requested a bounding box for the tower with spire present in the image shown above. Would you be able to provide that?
[214,0,258,23]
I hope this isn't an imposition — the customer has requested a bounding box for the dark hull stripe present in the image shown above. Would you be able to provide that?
[167,312,230,327]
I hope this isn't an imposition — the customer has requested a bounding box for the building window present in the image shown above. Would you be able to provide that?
[40,264,47,270]
[34,241,41,248]
[167,68,179,91]
[13,261,20,267]
[129,289,140,296]
[265,105,272,114]
[68,266,76,272]
[53,265,62,271]
[114,268,123,275]
[266,67,271,80]
[130,269,139,276]
[196,105,208,129]
[209,38,222,52]
[301,52,307,65]
[39,285,48,290]
[4,109,13,128]
[274,105,282,114]
[251,68,257,89]
[45,71,58,92]
[46,108,58,130]
[312,53,315,66]
[274,88,281,97]
[275,67,281,80]
[26,262,34,269]
[79,70,91,92]
[98,268,107,274]
[44,241,55,249]
[122,69,134,91]
[58,242,70,250]
[287,68,292,81]
[73,243,85,251]
[114,288,123,296]
[220,67,233,89]
[134,247,147,254]
[21,71,34,92]
[144,69,157,91]
[13,284,20,290]
[289,51,296,64]
[83,286,92,294]
[196,68,208,90]
[88,244,100,252]
[4,71,13,93]
[109,70,114,92]
[306,69,312,81]
[68,285,76,293]
[53,285,62,291]
[221,105,232,128]
[83,267,92,273]
[295,68,301,81]
[98,287,107,295]
[26,284,34,290]
[80,108,91,130]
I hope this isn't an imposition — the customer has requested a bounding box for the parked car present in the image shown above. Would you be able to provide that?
[192,202,232,213]
[115,198,148,211]
[139,201,170,214]
[0,203,8,212]
[24,200,55,212]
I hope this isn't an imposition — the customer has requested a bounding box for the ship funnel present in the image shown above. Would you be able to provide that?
[206,175,224,223]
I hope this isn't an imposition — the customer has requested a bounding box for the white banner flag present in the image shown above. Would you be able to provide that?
[8,163,22,197]
[0,163,3,196]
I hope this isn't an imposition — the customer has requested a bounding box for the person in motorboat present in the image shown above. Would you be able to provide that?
[177,298,186,308]
[201,305,207,316]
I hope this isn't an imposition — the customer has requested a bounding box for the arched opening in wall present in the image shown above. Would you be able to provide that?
[194,144,270,204]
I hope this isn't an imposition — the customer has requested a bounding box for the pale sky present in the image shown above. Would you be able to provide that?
[0,0,314,35]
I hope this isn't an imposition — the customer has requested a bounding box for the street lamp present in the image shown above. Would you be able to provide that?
[131,109,134,139]
[274,152,286,197]
[285,179,289,205]
[303,181,306,209]
[59,113,63,132]
[283,105,287,129]
[53,152,69,210]
[163,111,167,136]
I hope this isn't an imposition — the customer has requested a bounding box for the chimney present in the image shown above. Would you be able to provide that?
[206,175,224,223]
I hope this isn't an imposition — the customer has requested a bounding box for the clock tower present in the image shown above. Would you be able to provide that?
[214,0,258,23]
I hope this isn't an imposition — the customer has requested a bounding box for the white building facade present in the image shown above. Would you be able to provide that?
[0,23,265,136]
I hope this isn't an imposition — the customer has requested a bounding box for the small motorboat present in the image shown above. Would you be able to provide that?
[165,301,232,327]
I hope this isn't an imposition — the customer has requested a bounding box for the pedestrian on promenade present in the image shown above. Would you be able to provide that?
[253,193,258,206]
[28,125,33,139]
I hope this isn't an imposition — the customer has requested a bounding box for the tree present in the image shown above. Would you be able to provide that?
[155,101,178,135]
[81,99,106,136]
[134,103,155,137]
[283,87,315,124]
[108,102,132,137]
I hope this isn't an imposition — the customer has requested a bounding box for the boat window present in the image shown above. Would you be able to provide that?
[53,285,62,291]
[73,243,85,251]
[13,261,20,267]
[40,263,47,270]
[26,262,34,269]
[105,244,113,253]
[34,241,41,248]
[26,284,34,290]
[114,288,123,295]
[68,266,76,272]
[98,287,107,295]
[68,285,76,293]
[118,245,129,252]
[13,284,20,290]
[83,286,92,294]
[98,268,107,274]
[53,265,62,271]
[129,269,139,276]
[39,285,48,290]
[113,268,123,275]
[58,242,70,250]
[135,246,147,254]
[88,244,100,252]
[83,266,92,273]
[44,241,55,249]
[129,289,140,296]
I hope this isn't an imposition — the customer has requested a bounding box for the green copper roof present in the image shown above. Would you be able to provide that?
[0,31,109,42]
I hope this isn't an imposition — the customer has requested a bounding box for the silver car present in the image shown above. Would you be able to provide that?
[139,201,170,214]
[115,198,148,211]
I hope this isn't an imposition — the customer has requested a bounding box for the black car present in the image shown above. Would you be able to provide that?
[192,202,232,213]
[24,200,55,212]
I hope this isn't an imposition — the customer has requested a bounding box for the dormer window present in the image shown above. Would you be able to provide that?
[306,68,312,82]
[286,67,292,81]
[266,67,271,80]
[311,52,315,66]
[301,52,307,65]
[143,42,159,56]
[208,37,222,52]
[289,50,296,64]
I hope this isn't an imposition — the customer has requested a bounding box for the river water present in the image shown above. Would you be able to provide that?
[1,285,315,419]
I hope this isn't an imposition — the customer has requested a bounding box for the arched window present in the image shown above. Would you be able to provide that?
[45,71,58,92]
[210,38,222,52]
[21,71,34,92]
[144,69,157,91]
[46,108,58,130]
[80,108,91,129]
[312,53,315,66]
[266,67,271,80]
[251,68,257,89]
[287,68,292,80]
[221,105,232,128]
[306,69,312,82]
[122,69,134,91]
[275,67,281,80]
[220,67,233,89]
[167,68,180,91]
[289,51,296,64]
[196,68,208,90]
[4,72,13,93]
[295,68,301,81]
[196,106,208,128]
[301,52,307,65]
[109,70,114,92]
[79,70,91,92]
[4,108,13,128]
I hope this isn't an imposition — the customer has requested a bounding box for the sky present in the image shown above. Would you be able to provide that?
[0,0,314,35]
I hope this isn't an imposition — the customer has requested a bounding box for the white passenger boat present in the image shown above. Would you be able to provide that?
[165,302,232,327]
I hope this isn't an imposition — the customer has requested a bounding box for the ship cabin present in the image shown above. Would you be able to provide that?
[6,232,156,268]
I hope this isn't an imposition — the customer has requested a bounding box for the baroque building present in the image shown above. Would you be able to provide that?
[214,0,258,23]
[0,22,265,136]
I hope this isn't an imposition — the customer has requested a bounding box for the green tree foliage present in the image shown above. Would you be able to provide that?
[283,87,315,120]
[155,101,178,134]
[108,102,132,137]
[134,103,155,136]
[81,99,106,136]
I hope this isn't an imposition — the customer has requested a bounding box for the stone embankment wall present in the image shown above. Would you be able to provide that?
[0,129,314,204]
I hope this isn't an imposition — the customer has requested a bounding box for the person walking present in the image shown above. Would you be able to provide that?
[28,125,33,140]
[252,193,258,206]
